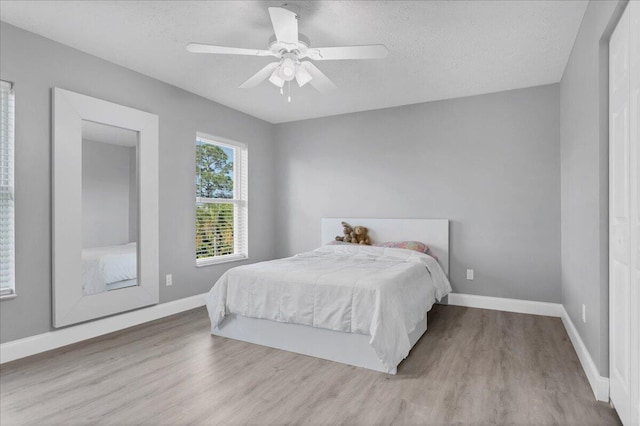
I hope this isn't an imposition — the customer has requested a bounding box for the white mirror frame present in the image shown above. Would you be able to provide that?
[52,88,159,328]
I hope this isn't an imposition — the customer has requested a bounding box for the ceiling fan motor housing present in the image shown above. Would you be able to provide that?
[268,33,311,57]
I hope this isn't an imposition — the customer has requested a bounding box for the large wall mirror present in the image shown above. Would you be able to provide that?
[53,88,159,327]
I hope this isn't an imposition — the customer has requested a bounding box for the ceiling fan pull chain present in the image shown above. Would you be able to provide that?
[287,81,292,103]
[280,87,284,95]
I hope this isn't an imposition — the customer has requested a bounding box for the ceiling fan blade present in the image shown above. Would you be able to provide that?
[268,7,298,45]
[295,64,312,87]
[304,45,389,61]
[187,43,275,57]
[301,62,336,93]
[239,62,281,89]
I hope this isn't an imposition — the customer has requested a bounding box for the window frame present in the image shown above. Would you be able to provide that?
[0,80,16,300]
[195,132,248,267]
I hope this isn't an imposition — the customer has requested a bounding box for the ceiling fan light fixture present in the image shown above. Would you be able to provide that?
[268,68,285,87]
[278,57,296,81]
[295,64,312,87]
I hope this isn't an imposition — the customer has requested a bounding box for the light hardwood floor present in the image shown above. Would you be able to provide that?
[0,305,620,425]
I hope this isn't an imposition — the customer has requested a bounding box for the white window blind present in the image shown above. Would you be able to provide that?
[195,134,248,266]
[0,80,15,298]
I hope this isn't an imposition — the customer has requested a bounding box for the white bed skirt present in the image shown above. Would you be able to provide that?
[211,314,428,374]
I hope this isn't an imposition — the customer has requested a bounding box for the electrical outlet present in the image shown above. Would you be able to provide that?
[466,269,474,280]
[582,304,586,323]
[166,274,173,287]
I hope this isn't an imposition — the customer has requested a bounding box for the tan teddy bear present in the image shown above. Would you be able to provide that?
[351,226,371,245]
[335,221,355,243]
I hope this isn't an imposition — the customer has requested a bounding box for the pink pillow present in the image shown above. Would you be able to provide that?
[373,241,438,260]
[373,241,427,252]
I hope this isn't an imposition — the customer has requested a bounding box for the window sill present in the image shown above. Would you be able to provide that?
[196,254,249,267]
[0,292,17,301]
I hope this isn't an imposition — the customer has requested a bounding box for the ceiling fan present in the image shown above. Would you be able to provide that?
[186,7,388,101]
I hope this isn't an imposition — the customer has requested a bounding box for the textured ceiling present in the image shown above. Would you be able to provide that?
[0,0,587,123]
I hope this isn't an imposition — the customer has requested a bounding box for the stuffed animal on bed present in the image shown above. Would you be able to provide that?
[352,226,371,245]
[335,221,372,245]
[335,221,355,243]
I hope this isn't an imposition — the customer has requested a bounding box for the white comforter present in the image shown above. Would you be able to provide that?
[82,243,137,295]
[206,244,451,372]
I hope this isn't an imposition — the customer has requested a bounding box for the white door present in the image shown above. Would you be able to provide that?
[610,2,640,425]
[629,2,640,424]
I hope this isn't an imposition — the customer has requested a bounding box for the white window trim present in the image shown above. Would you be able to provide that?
[195,253,249,267]
[195,133,248,267]
[0,80,16,300]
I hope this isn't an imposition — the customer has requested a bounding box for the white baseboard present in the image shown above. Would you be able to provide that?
[560,306,610,402]
[0,293,208,364]
[446,293,608,402]
[447,293,563,317]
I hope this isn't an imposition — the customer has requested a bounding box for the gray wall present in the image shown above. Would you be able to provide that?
[0,23,276,343]
[82,139,135,248]
[274,84,561,303]
[560,0,627,377]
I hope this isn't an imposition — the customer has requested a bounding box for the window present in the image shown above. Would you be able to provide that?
[195,133,248,265]
[0,81,15,298]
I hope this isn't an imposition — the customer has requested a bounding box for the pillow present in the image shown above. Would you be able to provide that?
[373,240,427,252]
[372,241,438,260]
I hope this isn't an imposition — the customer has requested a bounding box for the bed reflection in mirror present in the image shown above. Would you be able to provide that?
[81,120,139,295]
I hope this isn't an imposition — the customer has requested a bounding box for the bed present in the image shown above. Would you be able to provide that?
[206,218,451,374]
[82,242,138,295]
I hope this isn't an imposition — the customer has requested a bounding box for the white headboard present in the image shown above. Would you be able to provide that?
[321,218,449,275]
